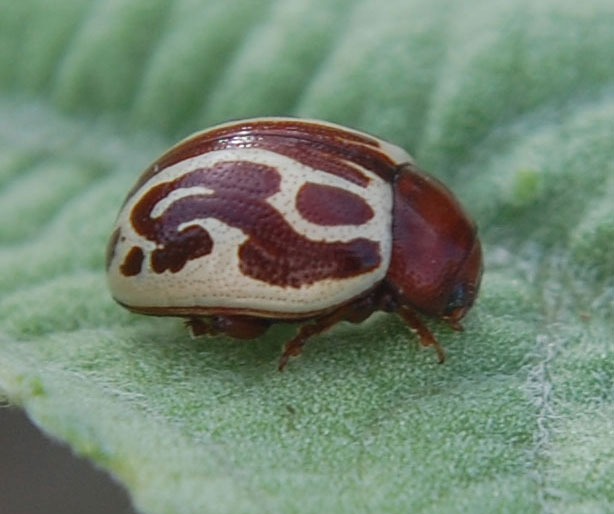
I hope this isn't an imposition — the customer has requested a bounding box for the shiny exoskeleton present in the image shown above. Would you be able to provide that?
[106,118,483,369]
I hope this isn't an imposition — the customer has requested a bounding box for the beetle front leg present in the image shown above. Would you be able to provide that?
[397,306,445,363]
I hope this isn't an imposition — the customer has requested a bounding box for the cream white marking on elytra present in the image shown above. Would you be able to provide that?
[151,186,214,218]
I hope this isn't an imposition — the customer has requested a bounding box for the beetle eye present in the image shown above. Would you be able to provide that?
[445,283,469,314]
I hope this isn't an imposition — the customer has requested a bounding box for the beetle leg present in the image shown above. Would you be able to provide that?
[278,313,343,371]
[397,306,445,363]
[278,297,378,371]
[186,317,214,338]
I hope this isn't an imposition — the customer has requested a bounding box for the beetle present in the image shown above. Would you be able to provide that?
[106,117,483,370]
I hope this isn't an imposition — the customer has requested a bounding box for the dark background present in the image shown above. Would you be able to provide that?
[0,406,138,514]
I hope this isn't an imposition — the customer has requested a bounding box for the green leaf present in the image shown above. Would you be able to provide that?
[1,0,613,513]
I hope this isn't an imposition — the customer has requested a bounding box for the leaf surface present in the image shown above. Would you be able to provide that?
[1,1,613,512]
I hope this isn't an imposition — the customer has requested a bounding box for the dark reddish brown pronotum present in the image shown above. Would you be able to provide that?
[106,118,483,369]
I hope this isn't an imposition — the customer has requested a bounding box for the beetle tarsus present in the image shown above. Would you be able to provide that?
[278,343,302,371]
[278,329,316,371]
[397,306,446,363]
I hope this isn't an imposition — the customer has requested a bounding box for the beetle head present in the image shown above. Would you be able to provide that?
[386,164,483,322]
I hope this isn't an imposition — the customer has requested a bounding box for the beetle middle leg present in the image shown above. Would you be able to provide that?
[278,296,378,371]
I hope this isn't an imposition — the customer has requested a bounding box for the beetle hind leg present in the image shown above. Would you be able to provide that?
[278,296,378,371]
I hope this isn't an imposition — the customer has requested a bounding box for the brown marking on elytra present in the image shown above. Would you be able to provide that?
[129,160,381,286]
[123,120,398,204]
[120,246,145,276]
[151,225,213,273]
[106,227,121,270]
[296,182,374,226]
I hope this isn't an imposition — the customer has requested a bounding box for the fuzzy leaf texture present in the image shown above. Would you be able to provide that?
[1,0,613,513]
